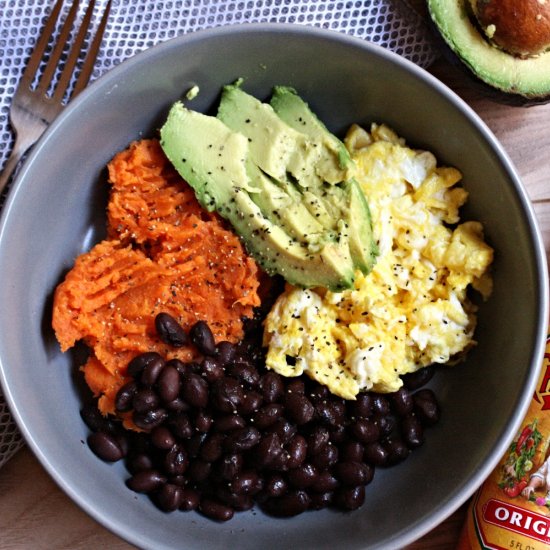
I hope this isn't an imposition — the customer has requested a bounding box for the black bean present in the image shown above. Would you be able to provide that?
[287,463,318,489]
[402,414,424,448]
[165,358,190,377]
[413,389,441,426]
[340,441,364,463]
[253,403,284,429]
[126,452,154,474]
[261,490,311,517]
[200,356,224,382]
[309,491,333,510]
[384,437,410,465]
[211,377,243,412]
[255,432,284,468]
[352,392,374,418]
[165,398,189,413]
[334,461,373,486]
[351,418,380,444]
[80,403,113,433]
[328,425,347,444]
[402,365,435,390]
[216,340,236,365]
[156,483,184,512]
[155,312,188,347]
[224,426,261,453]
[190,320,216,356]
[391,388,414,416]
[200,433,225,462]
[169,413,193,440]
[128,352,164,379]
[215,487,254,511]
[267,419,297,445]
[164,444,189,476]
[309,385,330,403]
[132,388,160,414]
[286,434,308,469]
[263,474,288,497]
[199,498,234,522]
[185,433,207,458]
[284,392,315,425]
[228,363,260,388]
[286,379,305,395]
[238,390,263,415]
[182,373,209,409]
[179,488,200,511]
[193,410,213,433]
[230,471,263,496]
[363,442,389,467]
[126,469,167,493]
[312,470,340,493]
[133,408,167,431]
[311,442,339,470]
[151,425,176,450]
[140,355,166,386]
[157,365,180,403]
[306,426,330,457]
[260,371,284,403]
[217,453,243,480]
[115,380,138,413]
[375,414,397,438]
[88,431,125,462]
[334,485,365,511]
[372,394,391,416]
[188,459,212,483]
[215,414,246,432]
[316,399,345,427]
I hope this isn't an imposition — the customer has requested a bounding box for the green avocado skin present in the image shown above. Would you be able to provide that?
[427,0,550,102]
[159,85,377,291]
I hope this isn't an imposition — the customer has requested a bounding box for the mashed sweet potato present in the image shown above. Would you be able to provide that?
[52,139,261,416]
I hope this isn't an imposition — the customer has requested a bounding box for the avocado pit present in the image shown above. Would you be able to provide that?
[471,0,550,57]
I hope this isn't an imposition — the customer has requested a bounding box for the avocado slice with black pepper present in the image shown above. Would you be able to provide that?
[159,102,356,291]
[428,0,550,101]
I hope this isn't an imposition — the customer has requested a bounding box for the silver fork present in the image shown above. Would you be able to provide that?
[0,0,111,195]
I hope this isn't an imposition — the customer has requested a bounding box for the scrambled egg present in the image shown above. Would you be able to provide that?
[263,123,494,399]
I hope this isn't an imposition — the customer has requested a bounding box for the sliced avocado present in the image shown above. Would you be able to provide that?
[160,102,355,290]
[428,0,550,100]
[270,85,352,179]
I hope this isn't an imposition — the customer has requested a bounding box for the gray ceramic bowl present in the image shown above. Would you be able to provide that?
[0,24,548,550]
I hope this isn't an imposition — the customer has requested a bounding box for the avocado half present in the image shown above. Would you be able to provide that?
[427,0,550,103]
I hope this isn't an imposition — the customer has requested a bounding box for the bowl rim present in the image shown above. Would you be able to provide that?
[1,22,548,550]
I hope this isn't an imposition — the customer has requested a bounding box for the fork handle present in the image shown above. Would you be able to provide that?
[0,132,42,198]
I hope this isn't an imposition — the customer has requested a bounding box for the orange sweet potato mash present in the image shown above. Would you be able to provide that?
[52,139,261,416]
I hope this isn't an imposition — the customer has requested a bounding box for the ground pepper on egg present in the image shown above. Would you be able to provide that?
[262,123,494,398]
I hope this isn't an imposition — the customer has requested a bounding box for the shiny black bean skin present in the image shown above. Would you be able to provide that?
[263,474,288,498]
[286,379,305,395]
[260,372,284,403]
[164,444,189,476]
[199,498,234,522]
[179,488,200,511]
[286,434,308,469]
[228,363,260,388]
[193,410,213,433]
[132,388,160,414]
[384,437,410,465]
[287,463,318,489]
[238,390,263,415]
[214,414,246,432]
[352,392,374,418]
[211,377,244,412]
[126,469,167,493]
[334,461,373,486]
[334,485,365,511]
[127,352,164,379]
[80,403,114,433]
[402,365,435,390]
[376,414,397,438]
[217,453,243,480]
[372,395,391,416]
[230,471,263,495]
[140,355,166,386]
[126,452,154,474]
[187,459,212,483]
[351,418,380,444]
[88,431,125,462]
[316,400,345,427]
[215,487,254,511]
[115,380,138,413]
[155,312,188,347]
[309,491,333,510]
[391,388,414,417]
[306,426,330,457]
[151,425,176,450]
[253,404,284,429]
[413,389,441,426]
[254,432,283,467]
[224,426,261,453]
[216,340,236,365]
[156,483,184,512]
[402,414,424,448]
[284,393,315,425]
[133,408,168,431]
[200,357,224,382]
[308,385,330,403]
[190,320,217,356]
[185,433,208,458]
[169,413,193,440]
[261,490,311,517]
[328,424,347,444]
[182,373,209,409]
[157,365,180,403]
[312,470,340,493]
[363,442,390,467]
[165,398,189,413]
[268,419,297,445]
[340,441,365,463]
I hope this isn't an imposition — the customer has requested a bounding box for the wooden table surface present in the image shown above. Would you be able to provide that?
[1,37,550,550]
